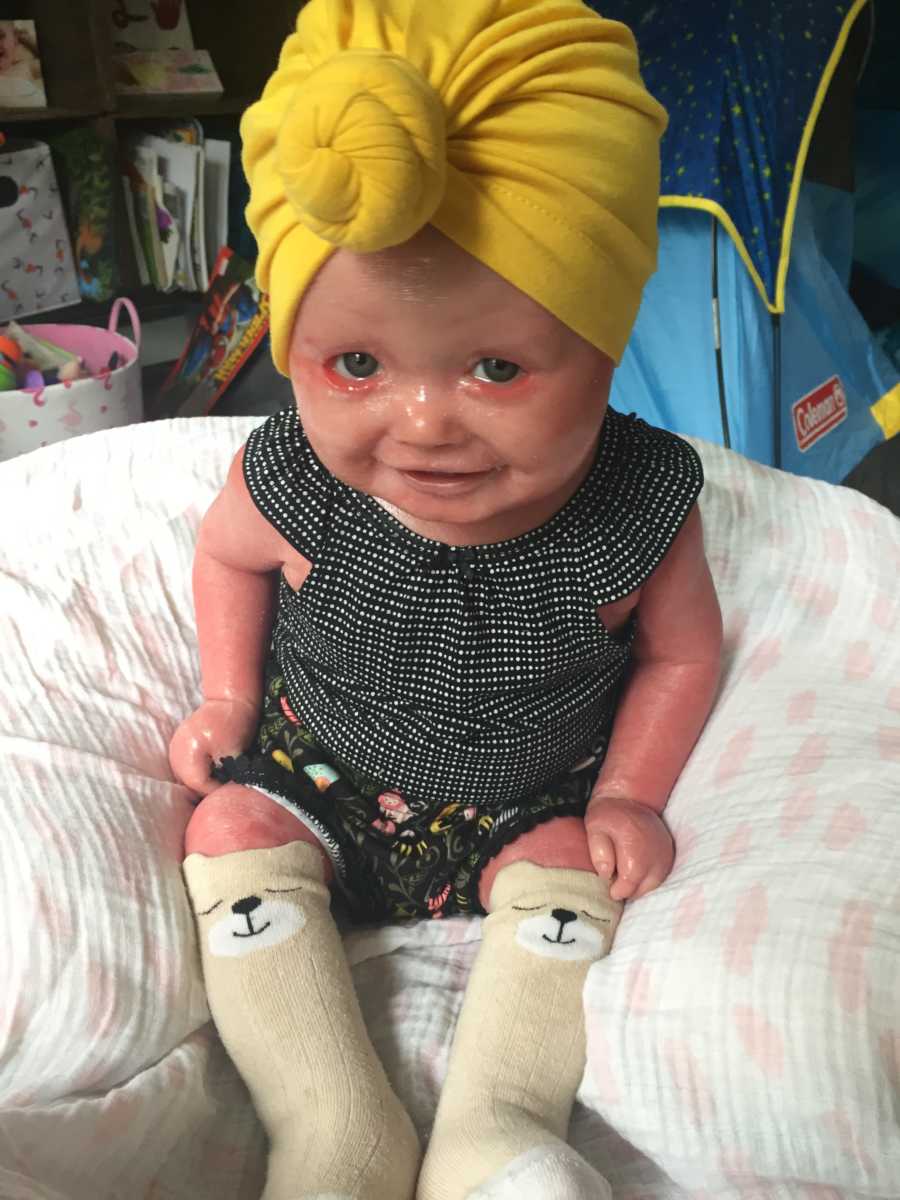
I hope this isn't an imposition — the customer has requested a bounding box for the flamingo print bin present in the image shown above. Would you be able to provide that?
[0,298,142,462]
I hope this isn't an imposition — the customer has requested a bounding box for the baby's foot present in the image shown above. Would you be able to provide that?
[469,1144,613,1200]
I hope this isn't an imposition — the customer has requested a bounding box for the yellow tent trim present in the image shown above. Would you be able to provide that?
[871,382,900,440]
[658,195,776,312]
[659,0,870,316]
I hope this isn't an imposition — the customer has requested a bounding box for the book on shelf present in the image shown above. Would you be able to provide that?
[0,20,47,109]
[122,141,167,290]
[121,178,150,288]
[48,126,120,303]
[155,246,269,419]
[203,139,231,282]
[110,0,195,53]
[120,121,231,297]
[132,132,198,290]
[113,49,223,100]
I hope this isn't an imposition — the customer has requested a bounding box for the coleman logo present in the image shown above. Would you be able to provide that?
[792,376,847,452]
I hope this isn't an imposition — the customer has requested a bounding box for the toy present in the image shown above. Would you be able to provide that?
[5,321,82,374]
[0,333,22,390]
[57,357,85,383]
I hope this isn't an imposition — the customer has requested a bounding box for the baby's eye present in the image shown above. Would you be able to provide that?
[472,357,520,384]
[332,352,379,380]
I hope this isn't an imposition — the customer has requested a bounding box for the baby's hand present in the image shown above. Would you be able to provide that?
[168,698,259,797]
[584,794,674,902]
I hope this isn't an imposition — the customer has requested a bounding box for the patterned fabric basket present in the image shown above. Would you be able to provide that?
[0,298,142,462]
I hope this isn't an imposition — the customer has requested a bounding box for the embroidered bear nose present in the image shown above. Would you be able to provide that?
[232,895,262,916]
[551,908,577,925]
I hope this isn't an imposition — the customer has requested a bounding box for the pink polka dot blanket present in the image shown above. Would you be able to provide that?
[1,417,898,1197]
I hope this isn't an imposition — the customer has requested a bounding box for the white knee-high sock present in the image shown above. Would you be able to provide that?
[417,861,621,1200]
[184,841,419,1200]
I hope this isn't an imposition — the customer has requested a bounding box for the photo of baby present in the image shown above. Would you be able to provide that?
[0,20,47,109]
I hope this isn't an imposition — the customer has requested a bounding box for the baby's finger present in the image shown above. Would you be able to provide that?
[609,873,639,902]
[606,843,646,899]
[588,830,616,879]
[631,868,667,900]
[628,873,667,902]
[177,747,216,797]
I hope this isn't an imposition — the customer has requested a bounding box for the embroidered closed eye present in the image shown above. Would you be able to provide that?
[580,909,612,924]
[512,904,544,912]
[265,886,304,895]
[197,899,223,916]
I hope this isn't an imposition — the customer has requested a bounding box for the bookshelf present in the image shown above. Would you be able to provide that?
[0,0,299,323]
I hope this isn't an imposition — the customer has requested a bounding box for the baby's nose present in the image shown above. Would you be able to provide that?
[391,384,463,446]
[232,895,262,916]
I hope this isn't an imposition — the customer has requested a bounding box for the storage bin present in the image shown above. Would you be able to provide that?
[0,298,142,462]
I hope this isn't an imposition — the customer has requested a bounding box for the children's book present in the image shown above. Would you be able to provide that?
[48,126,118,302]
[118,119,228,296]
[190,148,209,291]
[152,118,208,289]
[132,132,199,290]
[113,49,223,100]
[160,180,184,290]
[110,0,195,53]
[0,19,46,108]
[122,143,164,289]
[0,20,47,108]
[156,247,270,418]
[203,139,231,282]
[121,177,150,287]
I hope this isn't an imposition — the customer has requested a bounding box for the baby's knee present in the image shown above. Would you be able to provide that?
[184,784,331,880]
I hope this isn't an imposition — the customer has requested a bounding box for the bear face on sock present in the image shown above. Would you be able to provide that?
[191,885,308,958]
[510,902,613,961]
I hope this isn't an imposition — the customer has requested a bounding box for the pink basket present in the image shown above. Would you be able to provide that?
[0,298,143,462]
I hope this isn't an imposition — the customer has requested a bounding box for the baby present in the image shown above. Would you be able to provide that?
[169,1,723,1197]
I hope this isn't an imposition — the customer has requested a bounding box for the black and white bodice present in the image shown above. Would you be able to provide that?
[242,406,703,809]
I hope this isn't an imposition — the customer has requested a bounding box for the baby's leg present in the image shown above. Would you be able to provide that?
[183,783,419,1200]
[417,816,620,1200]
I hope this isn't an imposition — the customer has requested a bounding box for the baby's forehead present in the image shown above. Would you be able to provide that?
[302,226,562,332]
[333,226,495,299]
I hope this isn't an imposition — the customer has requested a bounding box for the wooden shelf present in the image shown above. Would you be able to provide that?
[0,0,300,332]
[0,105,105,123]
[44,288,204,327]
[113,93,257,120]
[1,94,262,123]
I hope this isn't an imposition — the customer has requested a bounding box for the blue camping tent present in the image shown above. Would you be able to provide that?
[596,0,900,483]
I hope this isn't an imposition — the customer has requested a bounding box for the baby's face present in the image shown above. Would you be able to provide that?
[288,226,614,544]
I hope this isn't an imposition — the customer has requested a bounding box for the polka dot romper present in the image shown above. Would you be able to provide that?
[215,405,703,918]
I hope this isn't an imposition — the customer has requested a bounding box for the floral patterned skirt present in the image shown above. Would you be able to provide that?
[213,658,608,922]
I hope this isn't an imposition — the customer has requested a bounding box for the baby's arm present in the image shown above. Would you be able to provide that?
[168,447,291,795]
[586,505,722,899]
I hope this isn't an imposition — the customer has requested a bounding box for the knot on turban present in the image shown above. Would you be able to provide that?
[276,49,446,251]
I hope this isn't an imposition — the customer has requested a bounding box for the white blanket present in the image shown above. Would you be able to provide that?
[1,418,899,1199]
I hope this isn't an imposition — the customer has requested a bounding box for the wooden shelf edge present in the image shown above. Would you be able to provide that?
[0,105,105,123]
[31,289,205,327]
[112,94,253,120]
[1,95,253,125]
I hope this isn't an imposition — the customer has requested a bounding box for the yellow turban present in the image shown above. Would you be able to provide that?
[241,0,667,372]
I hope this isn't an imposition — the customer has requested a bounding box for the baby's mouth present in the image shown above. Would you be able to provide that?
[396,463,500,491]
[403,469,485,482]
